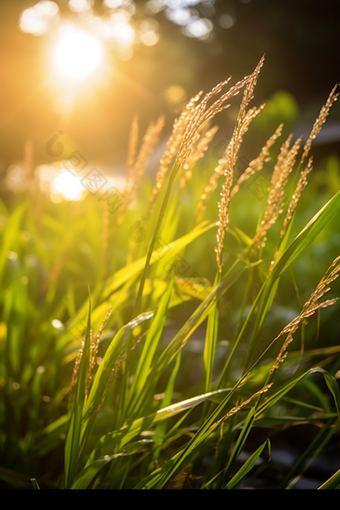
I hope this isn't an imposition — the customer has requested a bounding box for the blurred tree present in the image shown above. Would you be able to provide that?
[0,0,338,167]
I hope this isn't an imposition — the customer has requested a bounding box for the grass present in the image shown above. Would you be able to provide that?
[1,58,340,489]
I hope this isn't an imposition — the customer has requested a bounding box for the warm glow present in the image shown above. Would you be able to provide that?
[52,171,84,200]
[52,25,104,81]
[19,1,59,36]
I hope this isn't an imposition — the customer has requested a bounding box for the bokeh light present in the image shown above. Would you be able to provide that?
[164,85,186,104]
[19,1,59,36]
[19,0,217,58]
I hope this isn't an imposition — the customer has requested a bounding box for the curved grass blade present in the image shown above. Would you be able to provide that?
[133,361,340,488]
[88,388,231,463]
[80,311,153,446]
[70,455,116,489]
[128,279,174,410]
[139,266,245,402]
[132,376,254,489]
[222,188,340,374]
[272,189,340,280]
[71,441,153,489]
[103,220,214,302]
[203,273,221,394]
[255,367,340,420]
[34,414,69,457]
[60,221,215,348]
[226,367,340,477]
[63,298,92,489]
[318,467,340,489]
[224,439,270,489]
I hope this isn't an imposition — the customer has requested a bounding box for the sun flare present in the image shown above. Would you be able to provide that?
[52,171,84,201]
[52,25,104,82]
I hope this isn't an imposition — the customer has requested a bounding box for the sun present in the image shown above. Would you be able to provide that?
[52,25,104,82]
[52,171,84,201]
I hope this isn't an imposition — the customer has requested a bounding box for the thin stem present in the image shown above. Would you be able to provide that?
[133,161,180,318]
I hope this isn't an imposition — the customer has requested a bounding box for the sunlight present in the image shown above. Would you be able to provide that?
[52,25,104,81]
[51,171,84,200]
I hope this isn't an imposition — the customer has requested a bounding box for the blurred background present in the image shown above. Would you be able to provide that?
[0,0,339,188]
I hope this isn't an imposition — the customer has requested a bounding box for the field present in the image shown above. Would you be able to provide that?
[1,58,340,489]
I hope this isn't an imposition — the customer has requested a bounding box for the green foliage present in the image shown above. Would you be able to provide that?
[1,92,340,490]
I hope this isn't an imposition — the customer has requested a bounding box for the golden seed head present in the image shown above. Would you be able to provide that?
[301,84,339,165]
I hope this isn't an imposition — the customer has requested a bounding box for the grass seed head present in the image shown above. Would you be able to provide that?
[270,255,340,375]
[301,84,339,166]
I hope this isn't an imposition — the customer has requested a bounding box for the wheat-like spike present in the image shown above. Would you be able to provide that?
[279,156,313,240]
[150,92,203,204]
[269,255,340,374]
[252,135,302,252]
[215,101,265,272]
[215,166,234,273]
[269,332,294,375]
[238,55,265,121]
[270,134,293,189]
[198,59,265,225]
[179,124,219,189]
[152,61,263,207]
[134,115,165,191]
[86,307,112,397]
[124,115,165,209]
[300,84,339,166]
[210,382,273,429]
[70,342,84,402]
[177,79,232,165]
[231,124,283,198]
[70,307,112,401]
[177,73,254,167]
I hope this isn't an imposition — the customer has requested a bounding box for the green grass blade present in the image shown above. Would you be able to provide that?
[140,266,245,401]
[272,189,340,280]
[278,418,334,489]
[153,353,181,454]
[60,221,215,348]
[80,311,153,445]
[224,439,270,489]
[132,374,253,489]
[256,367,340,420]
[70,456,116,489]
[103,220,214,301]
[30,478,40,490]
[88,388,231,462]
[63,298,92,489]
[34,414,69,457]
[203,272,221,394]
[72,440,154,489]
[128,279,174,407]
[289,420,340,489]
[318,467,340,489]
[245,189,340,370]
